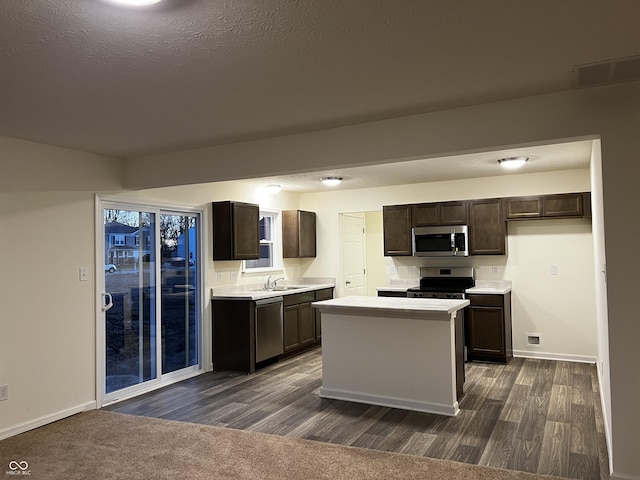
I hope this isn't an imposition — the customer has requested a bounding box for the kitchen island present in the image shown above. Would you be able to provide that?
[312,296,469,416]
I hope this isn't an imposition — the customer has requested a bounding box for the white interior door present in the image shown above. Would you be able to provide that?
[341,214,366,296]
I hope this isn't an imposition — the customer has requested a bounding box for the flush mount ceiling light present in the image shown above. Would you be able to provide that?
[498,156,529,169]
[321,176,343,186]
[264,184,282,194]
[108,0,162,6]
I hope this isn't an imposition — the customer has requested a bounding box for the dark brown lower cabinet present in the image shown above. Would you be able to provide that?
[213,287,334,372]
[466,293,512,363]
[314,288,334,340]
[284,301,315,353]
[212,299,256,373]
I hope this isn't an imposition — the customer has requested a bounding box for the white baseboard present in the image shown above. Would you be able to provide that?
[319,387,459,417]
[0,401,96,441]
[513,350,596,364]
[610,472,640,480]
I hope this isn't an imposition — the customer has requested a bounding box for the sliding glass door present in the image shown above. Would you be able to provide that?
[160,213,199,374]
[100,203,201,403]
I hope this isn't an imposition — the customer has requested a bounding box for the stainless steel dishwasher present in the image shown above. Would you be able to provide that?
[255,296,284,363]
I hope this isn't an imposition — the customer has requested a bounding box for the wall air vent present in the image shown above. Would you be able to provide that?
[571,55,640,89]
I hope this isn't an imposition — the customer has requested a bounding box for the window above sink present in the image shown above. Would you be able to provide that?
[243,209,283,273]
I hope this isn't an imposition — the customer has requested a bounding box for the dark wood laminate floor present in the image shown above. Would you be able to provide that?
[106,348,609,480]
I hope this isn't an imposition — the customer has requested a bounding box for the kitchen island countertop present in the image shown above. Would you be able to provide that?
[313,295,468,318]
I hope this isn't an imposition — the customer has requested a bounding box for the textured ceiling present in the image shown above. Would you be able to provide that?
[1,0,639,161]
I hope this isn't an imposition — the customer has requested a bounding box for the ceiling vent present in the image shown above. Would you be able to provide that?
[571,55,640,89]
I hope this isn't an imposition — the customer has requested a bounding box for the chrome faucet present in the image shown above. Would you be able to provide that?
[264,275,285,290]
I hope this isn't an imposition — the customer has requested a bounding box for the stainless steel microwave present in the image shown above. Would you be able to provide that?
[412,225,469,257]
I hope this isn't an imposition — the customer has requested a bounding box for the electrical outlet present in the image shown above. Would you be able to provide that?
[216,272,223,281]
[230,271,237,281]
[0,384,8,402]
[491,266,498,274]
[525,333,543,348]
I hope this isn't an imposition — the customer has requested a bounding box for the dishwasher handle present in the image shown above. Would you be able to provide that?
[254,296,284,306]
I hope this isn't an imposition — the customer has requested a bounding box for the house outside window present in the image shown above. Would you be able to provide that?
[244,210,282,272]
[114,235,125,246]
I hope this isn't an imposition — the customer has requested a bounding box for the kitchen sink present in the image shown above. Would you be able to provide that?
[250,286,305,292]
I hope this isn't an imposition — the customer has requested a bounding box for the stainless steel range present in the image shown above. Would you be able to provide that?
[407,267,475,299]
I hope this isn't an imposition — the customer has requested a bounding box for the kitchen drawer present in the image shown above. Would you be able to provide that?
[284,291,316,307]
[468,294,503,307]
[315,288,334,301]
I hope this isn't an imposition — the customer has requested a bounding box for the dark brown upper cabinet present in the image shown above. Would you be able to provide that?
[212,201,260,260]
[383,204,413,256]
[504,196,543,219]
[414,201,468,226]
[468,198,506,255]
[282,210,316,258]
[505,192,590,220]
[543,193,589,217]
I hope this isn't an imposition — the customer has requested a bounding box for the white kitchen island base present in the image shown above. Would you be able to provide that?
[313,296,469,417]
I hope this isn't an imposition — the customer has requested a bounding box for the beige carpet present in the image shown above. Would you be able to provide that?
[0,410,564,480]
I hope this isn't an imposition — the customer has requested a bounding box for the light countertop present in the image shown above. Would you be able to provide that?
[466,280,512,295]
[313,295,469,319]
[211,283,334,301]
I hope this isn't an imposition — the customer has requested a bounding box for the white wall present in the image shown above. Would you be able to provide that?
[504,219,596,360]
[3,80,640,478]
[590,139,612,460]
[0,138,123,436]
[112,180,306,288]
[300,169,590,281]
[300,169,597,362]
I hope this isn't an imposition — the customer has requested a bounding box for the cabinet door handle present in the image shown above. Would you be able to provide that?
[345,281,351,284]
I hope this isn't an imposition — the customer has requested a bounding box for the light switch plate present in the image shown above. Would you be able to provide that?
[79,267,89,282]
[0,384,8,402]
[550,264,559,276]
